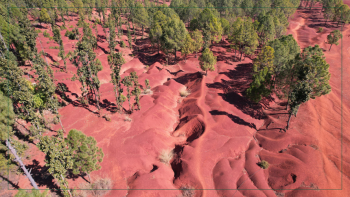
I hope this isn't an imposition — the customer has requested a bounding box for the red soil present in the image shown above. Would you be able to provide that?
[8,6,349,197]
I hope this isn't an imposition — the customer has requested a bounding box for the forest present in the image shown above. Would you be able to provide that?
[0,0,348,196]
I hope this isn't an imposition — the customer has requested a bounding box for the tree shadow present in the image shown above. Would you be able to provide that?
[44,53,56,63]
[101,99,118,112]
[206,63,270,119]
[71,100,99,115]
[97,45,108,54]
[56,83,75,103]
[25,159,63,196]
[173,72,203,86]
[209,110,256,130]
[0,174,19,189]
[137,52,165,66]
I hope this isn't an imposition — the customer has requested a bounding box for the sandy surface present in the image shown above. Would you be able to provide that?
[5,6,349,197]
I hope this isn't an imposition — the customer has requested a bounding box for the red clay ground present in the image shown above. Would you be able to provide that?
[5,5,349,197]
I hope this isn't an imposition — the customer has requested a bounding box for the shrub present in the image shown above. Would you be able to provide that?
[180,89,190,97]
[65,28,79,40]
[318,27,323,33]
[69,25,74,28]
[35,29,42,33]
[71,74,77,81]
[120,40,126,48]
[103,114,111,121]
[258,160,269,169]
[46,41,49,44]
[124,116,132,122]
[143,89,153,95]
[60,25,67,30]
[77,177,112,197]
[159,149,174,164]
[179,185,195,197]
[43,30,50,38]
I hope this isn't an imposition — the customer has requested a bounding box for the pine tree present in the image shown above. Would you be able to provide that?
[108,52,125,112]
[14,189,49,197]
[122,76,133,112]
[130,72,141,111]
[71,24,102,115]
[37,131,73,197]
[326,29,342,51]
[246,46,275,103]
[108,16,116,54]
[39,8,51,27]
[145,79,151,89]
[132,2,149,39]
[181,33,195,62]
[65,129,104,182]
[190,30,203,58]
[199,48,217,76]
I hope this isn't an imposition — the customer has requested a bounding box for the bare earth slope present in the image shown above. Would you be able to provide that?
[11,6,349,197]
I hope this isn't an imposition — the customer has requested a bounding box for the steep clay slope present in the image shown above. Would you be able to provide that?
[10,6,349,197]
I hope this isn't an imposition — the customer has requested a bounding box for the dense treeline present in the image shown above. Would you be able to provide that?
[0,0,343,195]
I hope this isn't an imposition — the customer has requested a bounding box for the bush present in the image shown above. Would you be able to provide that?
[159,149,174,164]
[77,177,112,197]
[180,89,190,97]
[124,116,132,122]
[258,160,269,169]
[120,40,126,48]
[60,25,67,30]
[318,27,323,33]
[43,30,50,38]
[103,114,111,121]
[65,28,79,40]
[179,185,195,197]
[35,29,42,33]
[143,89,153,95]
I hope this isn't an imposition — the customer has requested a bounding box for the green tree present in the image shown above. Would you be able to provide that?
[326,29,342,51]
[37,130,73,197]
[130,72,141,111]
[122,75,133,112]
[286,81,312,129]
[15,189,49,197]
[199,48,217,76]
[246,46,275,103]
[65,129,104,182]
[190,29,203,58]
[71,24,102,115]
[181,33,195,61]
[132,2,149,39]
[39,8,51,27]
[161,16,187,63]
[108,52,125,111]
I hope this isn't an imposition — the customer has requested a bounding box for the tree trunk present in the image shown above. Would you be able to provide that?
[206,70,208,76]
[158,39,160,54]
[329,44,332,51]
[6,139,39,189]
[240,49,243,62]
[87,173,91,183]
[142,25,144,39]
[286,112,292,130]
[234,47,236,60]
[195,51,197,58]
[174,48,176,63]
[60,174,72,197]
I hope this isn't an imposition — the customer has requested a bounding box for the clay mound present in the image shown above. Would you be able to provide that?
[172,115,205,142]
